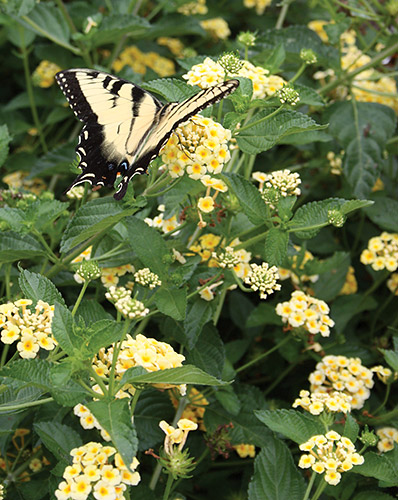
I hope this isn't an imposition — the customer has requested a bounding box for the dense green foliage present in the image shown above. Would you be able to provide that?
[0,1,398,499]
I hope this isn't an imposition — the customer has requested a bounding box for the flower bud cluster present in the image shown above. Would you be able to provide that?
[244,262,281,299]
[0,299,56,358]
[278,86,300,106]
[134,268,162,289]
[298,431,364,485]
[309,355,374,409]
[105,286,149,319]
[213,246,242,269]
[276,290,334,337]
[293,389,352,415]
[360,232,398,272]
[55,442,140,500]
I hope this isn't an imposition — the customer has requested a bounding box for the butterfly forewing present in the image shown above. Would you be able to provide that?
[56,68,239,199]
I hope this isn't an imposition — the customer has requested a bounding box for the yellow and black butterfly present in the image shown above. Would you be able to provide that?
[56,69,239,200]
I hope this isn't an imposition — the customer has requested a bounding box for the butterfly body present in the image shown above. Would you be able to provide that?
[55,69,239,200]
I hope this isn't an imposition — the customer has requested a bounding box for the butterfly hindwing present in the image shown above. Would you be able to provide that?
[56,69,239,199]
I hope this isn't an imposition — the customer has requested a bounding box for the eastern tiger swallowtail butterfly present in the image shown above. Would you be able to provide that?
[55,69,239,200]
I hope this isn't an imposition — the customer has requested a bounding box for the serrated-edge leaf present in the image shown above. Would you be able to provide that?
[19,268,66,307]
[223,173,269,225]
[0,231,45,262]
[255,409,324,443]
[154,286,187,321]
[120,365,229,386]
[352,451,398,484]
[248,435,306,500]
[142,78,198,102]
[34,421,82,462]
[264,227,289,266]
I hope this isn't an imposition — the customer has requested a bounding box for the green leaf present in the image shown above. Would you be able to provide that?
[215,386,241,415]
[236,108,327,155]
[343,414,359,442]
[25,199,69,233]
[134,389,174,451]
[246,303,282,328]
[0,0,36,16]
[145,14,204,38]
[34,421,82,463]
[84,319,123,355]
[142,78,198,102]
[352,450,398,485]
[331,294,377,333]
[261,42,286,73]
[279,129,332,145]
[324,15,351,44]
[51,303,79,356]
[257,26,339,68]
[0,231,45,262]
[311,252,351,301]
[365,193,398,232]
[327,101,397,198]
[288,198,372,239]
[76,14,150,47]
[294,84,325,107]
[120,365,229,386]
[380,349,398,372]
[255,409,325,444]
[0,207,29,233]
[248,435,306,500]
[353,492,396,500]
[264,227,289,266]
[186,323,225,379]
[86,399,138,466]
[183,298,213,350]
[22,4,71,47]
[205,385,271,447]
[0,359,51,390]
[30,142,75,177]
[123,216,170,281]
[223,173,269,225]
[61,198,140,254]
[0,124,11,167]
[154,286,187,321]
[19,268,66,306]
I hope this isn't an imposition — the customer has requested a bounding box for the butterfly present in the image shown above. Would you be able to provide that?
[55,69,239,200]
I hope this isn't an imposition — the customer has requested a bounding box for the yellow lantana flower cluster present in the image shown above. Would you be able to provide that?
[243,0,272,15]
[157,37,185,57]
[252,169,301,209]
[160,115,231,180]
[159,419,198,456]
[339,266,358,295]
[32,60,61,88]
[275,291,334,337]
[233,444,256,458]
[95,333,186,395]
[112,45,175,77]
[309,355,374,409]
[278,245,319,287]
[177,0,207,15]
[144,204,181,234]
[298,431,364,485]
[200,17,230,40]
[376,427,398,452]
[293,389,352,415]
[0,299,56,358]
[55,442,140,500]
[360,232,398,272]
[183,57,286,99]
[2,171,47,195]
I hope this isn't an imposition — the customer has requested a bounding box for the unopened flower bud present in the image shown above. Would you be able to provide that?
[328,209,346,227]
[300,48,318,65]
[218,52,244,74]
[75,260,101,282]
[237,31,256,47]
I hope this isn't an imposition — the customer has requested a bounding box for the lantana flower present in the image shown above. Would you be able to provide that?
[360,232,398,272]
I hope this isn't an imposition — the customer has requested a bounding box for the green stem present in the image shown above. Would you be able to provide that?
[108,320,131,396]
[359,270,390,304]
[18,26,48,153]
[236,105,285,133]
[275,0,293,29]
[186,270,224,300]
[146,176,184,198]
[302,471,317,500]
[311,478,326,500]
[32,230,59,264]
[130,388,142,416]
[264,360,299,396]
[90,367,109,397]
[4,263,11,300]
[0,397,53,412]
[212,286,227,325]
[163,474,174,500]
[71,280,90,317]
[373,383,391,416]
[319,41,398,95]
[0,344,10,368]
[289,63,306,85]
[236,335,291,374]
[234,229,269,250]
